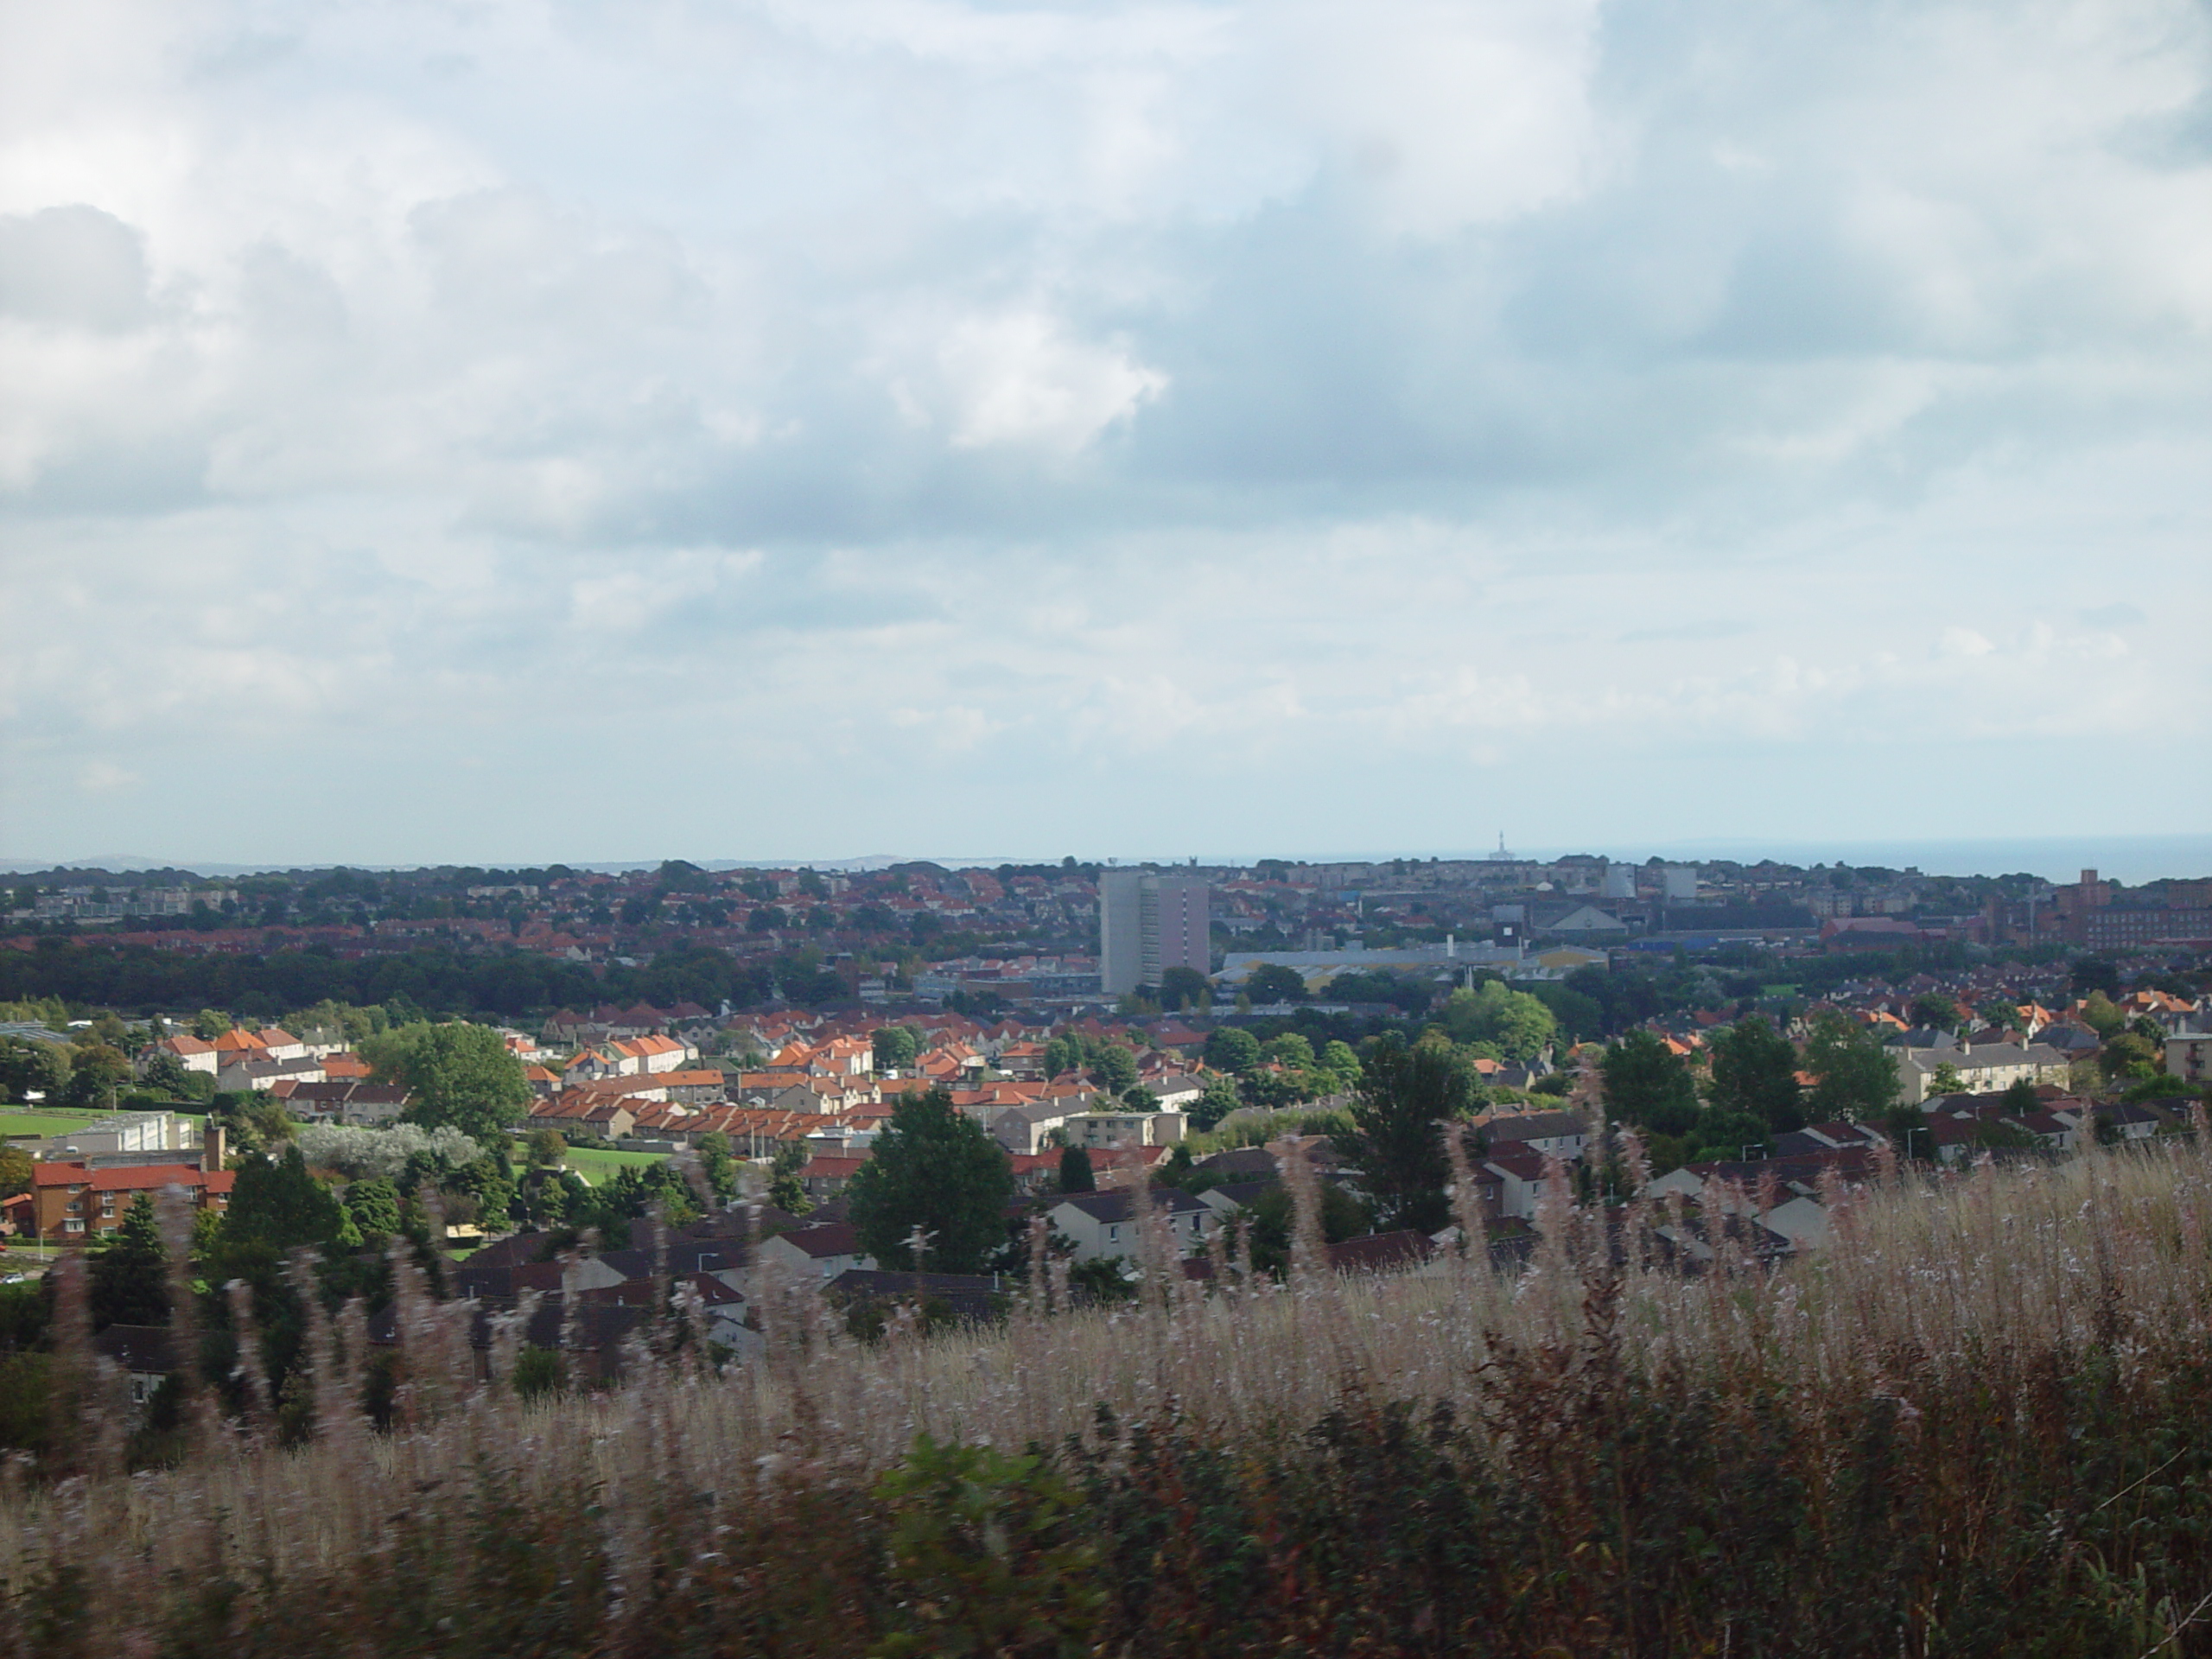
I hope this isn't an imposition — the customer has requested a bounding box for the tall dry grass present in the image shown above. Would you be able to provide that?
[9,1136,2212,1652]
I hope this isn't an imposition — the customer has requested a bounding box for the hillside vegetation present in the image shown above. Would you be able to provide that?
[11,1139,2212,1655]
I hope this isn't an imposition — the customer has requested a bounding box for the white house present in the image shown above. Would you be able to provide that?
[1046,1189,1214,1262]
[1066,1110,1186,1150]
[2167,1033,2212,1087]
[1480,1144,1553,1221]
[1477,1110,1589,1161]
[988,1102,1077,1155]
[755,1222,876,1280]
[140,1034,219,1077]
[1894,1042,2071,1105]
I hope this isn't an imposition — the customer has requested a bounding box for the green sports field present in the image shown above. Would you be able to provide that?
[561,1146,669,1185]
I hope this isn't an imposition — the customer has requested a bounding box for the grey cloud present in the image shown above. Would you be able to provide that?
[0,207,152,334]
[3,0,2208,862]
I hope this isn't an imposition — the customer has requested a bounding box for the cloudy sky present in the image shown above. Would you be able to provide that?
[3,0,2209,868]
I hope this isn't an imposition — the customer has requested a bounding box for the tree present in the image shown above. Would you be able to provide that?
[1343,1037,1481,1234]
[1122,1085,1160,1112]
[192,1009,233,1040]
[139,1050,196,1099]
[1319,1040,1362,1090]
[0,1038,68,1104]
[287,998,384,1046]
[525,1128,568,1168]
[1707,1015,1804,1133]
[1265,1033,1315,1071]
[61,1042,131,1108]
[569,1161,701,1248]
[2072,958,2121,1000]
[209,1091,296,1156]
[697,1131,739,1201]
[874,1026,922,1072]
[1803,1013,1901,1122]
[89,1194,169,1331]
[1043,1034,1090,1079]
[1191,1076,1243,1131]
[1927,1062,1967,1097]
[441,1154,517,1230]
[1244,965,1307,1005]
[1910,994,1963,1033]
[1058,1143,1096,1193]
[1599,1032,1700,1137]
[373,1022,531,1143]
[1239,1070,1304,1111]
[2080,992,2126,1039]
[1203,1027,1262,1076]
[0,1145,32,1199]
[1437,980,1559,1063]
[225,1145,347,1251]
[1092,1044,1140,1096]
[1240,1182,1370,1276]
[2101,1031,2159,1081]
[1882,1102,1933,1160]
[2000,1077,2042,1116]
[848,1088,1014,1274]
[768,1141,812,1214]
[1156,966,1211,1013]
[343,1177,403,1243]
[1681,1109,1772,1166]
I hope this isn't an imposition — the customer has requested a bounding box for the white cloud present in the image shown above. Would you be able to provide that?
[936,312,1166,452]
[0,0,2208,861]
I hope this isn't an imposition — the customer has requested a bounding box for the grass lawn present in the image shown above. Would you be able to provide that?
[563,1146,669,1186]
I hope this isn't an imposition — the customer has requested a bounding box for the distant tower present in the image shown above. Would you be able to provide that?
[1100,869,1209,995]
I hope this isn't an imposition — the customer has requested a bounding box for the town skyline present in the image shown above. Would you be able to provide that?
[9,831,2211,889]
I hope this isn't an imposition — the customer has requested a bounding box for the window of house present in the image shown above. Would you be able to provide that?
[65,1220,85,1234]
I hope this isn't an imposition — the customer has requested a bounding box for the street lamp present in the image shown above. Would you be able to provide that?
[1904,1126,1927,1164]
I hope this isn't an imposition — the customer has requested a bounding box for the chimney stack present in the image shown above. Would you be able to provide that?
[200,1124,226,1173]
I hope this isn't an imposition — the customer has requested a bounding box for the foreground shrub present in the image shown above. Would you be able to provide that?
[7,1141,2212,1653]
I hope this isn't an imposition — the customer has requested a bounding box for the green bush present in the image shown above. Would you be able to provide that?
[871,1435,1103,1659]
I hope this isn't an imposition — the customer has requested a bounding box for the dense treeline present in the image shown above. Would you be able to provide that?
[0,940,842,1020]
[0,925,2062,1039]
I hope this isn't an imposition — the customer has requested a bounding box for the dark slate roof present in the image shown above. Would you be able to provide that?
[367,1298,645,1352]
[1194,1147,1279,1178]
[770,1221,865,1257]
[1325,1230,1434,1274]
[1051,1187,1211,1223]
[1483,1111,1589,1142]
[91,1323,175,1375]
[1202,1179,1278,1210]
[825,1268,1006,1320]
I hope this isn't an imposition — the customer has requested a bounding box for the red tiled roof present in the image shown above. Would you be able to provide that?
[34,1162,233,1194]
